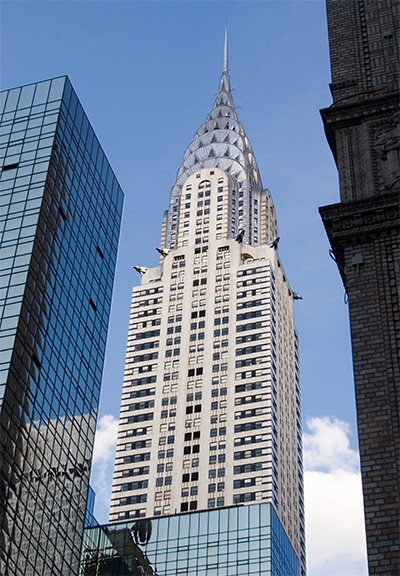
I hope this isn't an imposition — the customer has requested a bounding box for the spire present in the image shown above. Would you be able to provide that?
[166,25,267,249]
[219,26,231,92]
[223,25,228,73]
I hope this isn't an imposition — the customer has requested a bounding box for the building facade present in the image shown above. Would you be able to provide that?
[319,1,399,574]
[0,77,123,575]
[108,35,305,575]
[82,503,299,576]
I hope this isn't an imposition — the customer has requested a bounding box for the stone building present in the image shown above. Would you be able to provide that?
[319,1,399,573]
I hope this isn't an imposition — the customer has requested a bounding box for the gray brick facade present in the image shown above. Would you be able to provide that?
[320,1,399,574]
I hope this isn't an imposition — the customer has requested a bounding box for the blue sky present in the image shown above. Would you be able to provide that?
[2,2,367,574]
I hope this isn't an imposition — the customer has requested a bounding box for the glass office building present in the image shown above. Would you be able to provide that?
[81,503,299,576]
[0,77,123,575]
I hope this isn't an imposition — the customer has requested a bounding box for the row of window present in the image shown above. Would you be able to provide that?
[123,255,279,511]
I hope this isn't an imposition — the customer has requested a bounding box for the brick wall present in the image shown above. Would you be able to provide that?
[320,1,399,573]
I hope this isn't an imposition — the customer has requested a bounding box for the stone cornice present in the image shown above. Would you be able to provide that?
[319,191,399,287]
[320,191,399,242]
[320,93,399,160]
[321,92,400,126]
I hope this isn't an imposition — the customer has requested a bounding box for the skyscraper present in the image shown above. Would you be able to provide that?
[0,77,123,575]
[320,1,399,574]
[104,34,305,575]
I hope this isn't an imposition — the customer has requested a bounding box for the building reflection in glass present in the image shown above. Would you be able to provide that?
[0,77,123,575]
[81,503,299,576]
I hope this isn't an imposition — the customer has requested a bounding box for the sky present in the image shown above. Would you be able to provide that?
[1,1,367,574]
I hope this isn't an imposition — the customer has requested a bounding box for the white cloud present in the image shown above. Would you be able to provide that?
[304,416,368,576]
[90,414,119,523]
[304,416,359,472]
[92,414,119,465]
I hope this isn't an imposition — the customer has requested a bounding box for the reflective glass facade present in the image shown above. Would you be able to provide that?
[0,77,123,575]
[81,503,299,576]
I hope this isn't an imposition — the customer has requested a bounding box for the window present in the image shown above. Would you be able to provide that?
[233,462,263,475]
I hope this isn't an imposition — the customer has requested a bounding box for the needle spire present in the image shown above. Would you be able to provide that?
[219,26,231,92]
[223,25,228,73]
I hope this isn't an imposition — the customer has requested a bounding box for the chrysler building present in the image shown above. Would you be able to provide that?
[109,32,306,575]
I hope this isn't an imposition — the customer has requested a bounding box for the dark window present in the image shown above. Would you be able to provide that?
[2,162,19,171]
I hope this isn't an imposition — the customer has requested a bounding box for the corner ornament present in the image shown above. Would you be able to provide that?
[374,112,400,191]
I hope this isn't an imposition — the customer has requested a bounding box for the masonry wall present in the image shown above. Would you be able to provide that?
[320,1,400,573]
